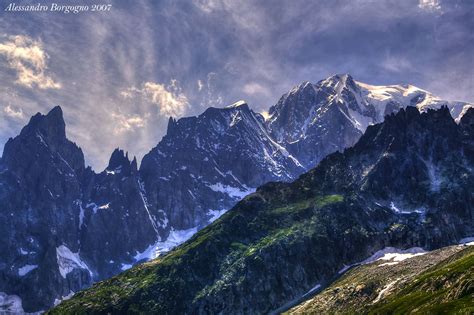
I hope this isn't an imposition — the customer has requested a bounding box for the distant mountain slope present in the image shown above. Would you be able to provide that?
[50,107,474,314]
[288,243,474,314]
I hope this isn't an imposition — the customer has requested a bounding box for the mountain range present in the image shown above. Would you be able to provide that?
[0,74,472,313]
[50,104,474,314]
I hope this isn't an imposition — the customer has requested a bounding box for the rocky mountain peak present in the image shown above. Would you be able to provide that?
[21,105,66,141]
[355,106,453,152]
[323,73,349,83]
[386,105,454,130]
[290,81,313,94]
[312,105,466,205]
[460,107,474,127]
[45,105,64,123]
[198,102,257,132]
[269,75,358,121]
[460,108,474,153]
[106,148,137,175]
[1,105,85,173]
[319,74,357,91]
[166,117,177,135]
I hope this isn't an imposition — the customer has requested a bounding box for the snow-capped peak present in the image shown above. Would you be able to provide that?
[320,73,353,88]
[354,80,472,122]
[288,81,312,94]
[225,100,247,108]
[355,81,427,102]
[334,74,349,103]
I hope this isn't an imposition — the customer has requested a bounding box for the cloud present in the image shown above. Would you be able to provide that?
[111,112,148,134]
[418,0,441,11]
[0,35,61,89]
[193,0,221,13]
[3,104,24,119]
[243,82,270,96]
[121,80,189,117]
[382,53,414,73]
[197,79,204,91]
[201,72,223,108]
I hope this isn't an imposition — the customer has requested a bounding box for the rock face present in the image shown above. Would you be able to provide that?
[0,107,89,312]
[1,74,473,312]
[49,107,474,314]
[79,148,160,280]
[140,101,303,231]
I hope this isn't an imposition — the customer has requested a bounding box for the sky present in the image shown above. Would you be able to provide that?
[0,0,472,170]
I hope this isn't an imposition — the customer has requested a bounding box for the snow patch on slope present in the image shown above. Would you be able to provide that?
[301,283,321,300]
[347,107,374,132]
[56,245,92,279]
[390,202,424,215]
[208,209,227,222]
[120,264,133,271]
[86,202,110,214]
[459,236,474,246]
[207,182,255,199]
[133,227,199,263]
[361,247,427,266]
[18,264,37,276]
[53,291,75,306]
[338,247,426,274]
[1,292,25,314]
[0,292,43,314]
